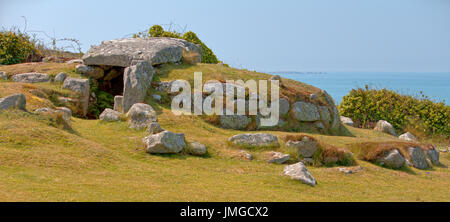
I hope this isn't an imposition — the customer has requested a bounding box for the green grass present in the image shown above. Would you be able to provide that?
[0,108,449,202]
[0,62,449,202]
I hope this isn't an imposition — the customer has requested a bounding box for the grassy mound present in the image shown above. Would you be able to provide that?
[0,62,449,201]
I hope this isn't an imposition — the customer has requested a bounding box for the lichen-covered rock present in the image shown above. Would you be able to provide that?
[340,116,354,127]
[126,103,157,130]
[12,73,50,83]
[143,131,186,154]
[123,61,154,112]
[221,115,251,130]
[62,77,90,116]
[77,64,105,79]
[229,133,279,148]
[283,162,317,187]
[374,120,396,136]
[426,148,440,166]
[407,147,430,169]
[54,72,67,83]
[146,122,164,135]
[234,150,253,161]
[279,98,290,115]
[292,101,320,122]
[0,93,26,110]
[188,142,207,156]
[286,137,319,158]
[82,38,202,67]
[113,96,123,113]
[399,132,417,142]
[266,151,290,164]
[377,149,405,169]
[99,108,121,122]
[318,106,331,124]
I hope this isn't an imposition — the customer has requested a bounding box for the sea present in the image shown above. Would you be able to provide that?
[269,72,450,105]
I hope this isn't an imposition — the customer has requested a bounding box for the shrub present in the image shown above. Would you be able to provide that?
[87,80,114,119]
[145,25,219,64]
[148,25,164,37]
[182,31,218,64]
[0,30,42,65]
[339,87,450,137]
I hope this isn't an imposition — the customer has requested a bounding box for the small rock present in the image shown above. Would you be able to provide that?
[12,73,50,83]
[399,132,417,142]
[0,93,26,110]
[374,120,396,136]
[99,108,122,122]
[126,103,157,130]
[146,122,164,134]
[266,151,290,164]
[235,150,253,161]
[286,137,318,158]
[283,162,317,187]
[229,133,279,148]
[113,96,123,113]
[188,142,207,156]
[221,115,251,130]
[377,149,405,169]
[309,94,318,100]
[338,166,363,174]
[340,116,354,127]
[143,131,186,154]
[54,72,67,83]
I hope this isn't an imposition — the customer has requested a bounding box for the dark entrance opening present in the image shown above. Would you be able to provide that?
[97,66,125,96]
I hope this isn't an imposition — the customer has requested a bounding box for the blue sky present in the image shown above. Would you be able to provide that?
[1,0,449,72]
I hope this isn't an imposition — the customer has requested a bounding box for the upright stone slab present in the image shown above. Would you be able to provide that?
[123,61,154,113]
[62,77,90,116]
[114,96,124,113]
[0,93,26,110]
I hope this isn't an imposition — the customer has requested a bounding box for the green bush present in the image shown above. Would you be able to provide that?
[339,87,450,137]
[148,25,164,37]
[0,30,41,65]
[145,25,219,64]
[182,31,219,64]
[87,80,114,119]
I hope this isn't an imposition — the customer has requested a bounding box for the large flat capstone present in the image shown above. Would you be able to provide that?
[82,38,202,67]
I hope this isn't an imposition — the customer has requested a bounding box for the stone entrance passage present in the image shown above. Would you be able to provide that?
[77,37,202,115]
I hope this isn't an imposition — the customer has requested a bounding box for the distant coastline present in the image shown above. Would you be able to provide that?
[269,71,450,105]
